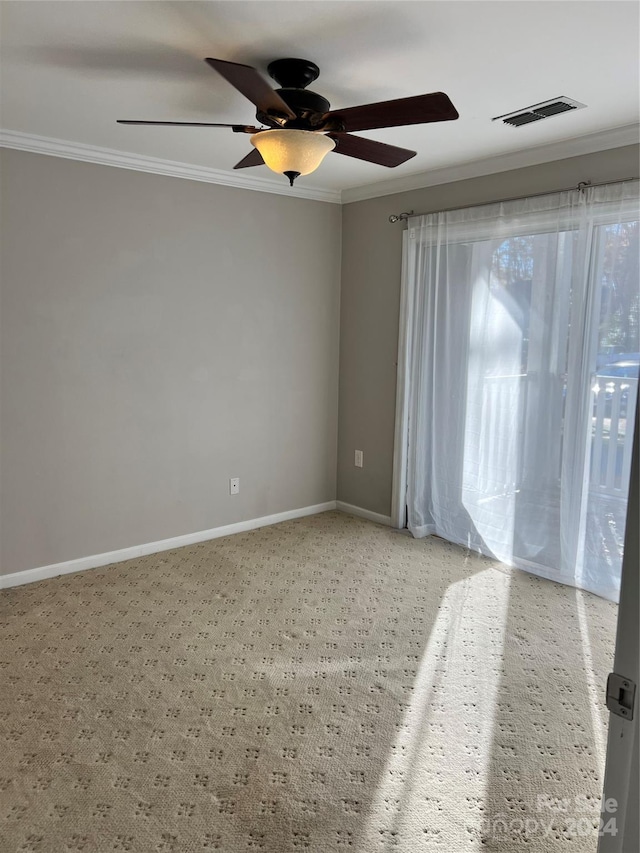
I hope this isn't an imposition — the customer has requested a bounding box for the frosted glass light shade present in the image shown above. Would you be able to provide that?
[250,130,336,177]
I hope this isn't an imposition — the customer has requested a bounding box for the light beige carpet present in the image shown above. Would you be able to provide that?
[1,511,616,852]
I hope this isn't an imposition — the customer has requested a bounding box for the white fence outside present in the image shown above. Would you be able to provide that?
[590,376,638,497]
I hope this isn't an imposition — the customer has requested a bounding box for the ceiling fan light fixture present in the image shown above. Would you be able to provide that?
[119,59,458,180]
[250,129,335,184]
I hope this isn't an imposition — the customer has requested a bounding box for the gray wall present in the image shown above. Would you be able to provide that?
[3,143,638,574]
[337,144,640,516]
[0,149,341,574]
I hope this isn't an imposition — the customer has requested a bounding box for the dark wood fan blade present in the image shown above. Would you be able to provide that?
[117,121,259,132]
[233,148,265,170]
[324,92,458,133]
[205,58,295,121]
[329,133,416,167]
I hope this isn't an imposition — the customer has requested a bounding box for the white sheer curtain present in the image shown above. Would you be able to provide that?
[398,180,639,601]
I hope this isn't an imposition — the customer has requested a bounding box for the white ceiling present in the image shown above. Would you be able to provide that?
[1,0,638,200]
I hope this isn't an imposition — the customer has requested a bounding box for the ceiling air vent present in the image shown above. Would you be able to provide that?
[493,97,586,127]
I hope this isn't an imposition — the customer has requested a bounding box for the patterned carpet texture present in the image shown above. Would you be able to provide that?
[1,511,616,852]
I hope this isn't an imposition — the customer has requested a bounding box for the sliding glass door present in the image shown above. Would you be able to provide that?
[396,181,639,601]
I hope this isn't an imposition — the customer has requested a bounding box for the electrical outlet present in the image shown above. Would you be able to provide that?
[229,477,240,495]
[355,450,364,468]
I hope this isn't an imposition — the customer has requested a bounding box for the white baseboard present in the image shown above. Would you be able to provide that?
[0,501,337,589]
[335,501,393,527]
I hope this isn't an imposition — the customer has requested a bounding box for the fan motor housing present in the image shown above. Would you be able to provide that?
[267,58,319,89]
[257,58,335,129]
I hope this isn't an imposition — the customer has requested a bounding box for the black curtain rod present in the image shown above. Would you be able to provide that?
[387,176,639,223]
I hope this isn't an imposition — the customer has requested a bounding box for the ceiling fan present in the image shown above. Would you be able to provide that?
[118,57,459,185]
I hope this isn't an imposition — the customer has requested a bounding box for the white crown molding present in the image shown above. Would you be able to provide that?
[341,122,640,204]
[0,129,342,204]
[0,501,338,589]
[2,123,637,207]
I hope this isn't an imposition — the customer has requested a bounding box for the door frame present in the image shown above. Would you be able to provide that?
[390,227,414,530]
[598,399,639,852]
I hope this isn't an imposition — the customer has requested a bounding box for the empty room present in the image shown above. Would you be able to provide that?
[1,2,638,852]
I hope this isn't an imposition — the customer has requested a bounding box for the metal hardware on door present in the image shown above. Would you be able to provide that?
[606,672,636,720]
